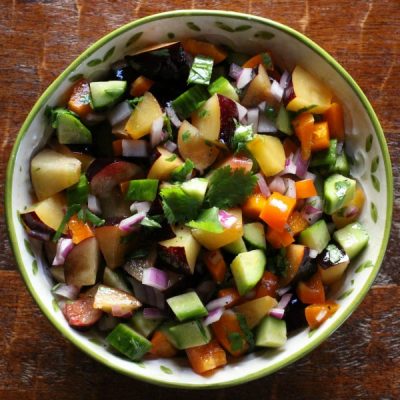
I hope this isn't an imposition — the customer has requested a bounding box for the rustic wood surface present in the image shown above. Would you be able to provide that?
[0,1,399,399]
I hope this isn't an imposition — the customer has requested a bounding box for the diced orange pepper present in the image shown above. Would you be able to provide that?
[67,79,92,118]
[203,250,227,284]
[305,301,339,329]
[255,271,279,299]
[324,102,345,142]
[68,214,94,244]
[130,75,154,97]
[265,226,295,248]
[112,139,123,156]
[211,310,249,357]
[186,340,227,375]
[242,52,273,69]
[332,185,365,229]
[293,112,314,160]
[149,330,177,358]
[287,211,309,236]
[311,121,330,151]
[182,39,227,64]
[260,192,296,232]
[217,288,241,308]
[242,193,268,220]
[283,137,299,158]
[295,179,317,199]
[296,272,326,305]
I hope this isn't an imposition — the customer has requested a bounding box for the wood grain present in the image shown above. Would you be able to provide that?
[0,0,399,399]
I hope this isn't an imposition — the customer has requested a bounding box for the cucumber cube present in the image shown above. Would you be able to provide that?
[324,174,356,214]
[130,310,161,337]
[333,222,369,259]
[243,222,267,250]
[167,291,208,322]
[90,81,127,109]
[164,320,211,350]
[223,237,247,255]
[299,220,331,254]
[56,112,92,145]
[256,316,287,348]
[126,179,159,201]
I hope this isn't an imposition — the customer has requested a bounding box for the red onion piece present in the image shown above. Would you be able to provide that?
[279,154,297,176]
[150,116,165,147]
[107,101,132,126]
[130,201,151,214]
[284,178,297,198]
[122,139,148,157]
[143,307,167,320]
[269,176,286,194]
[258,113,277,133]
[165,104,182,128]
[51,283,79,300]
[309,249,319,259]
[206,295,232,311]
[204,307,224,326]
[119,212,146,232]
[111,305,133,318]
[270,80,284,102]
[301,205,323,225]
[236,102,248,122]
[237,68,253,89]
[277,293,293,309]
[279,70,290,89]
[276,286,292,297]
[269,308,285,319]
[142,267,169,291]
[88,194,102,215]
[52,238,74,266]
[218,210,237,229]
[306,196,323,210]
[229,63,243,80]
[294,149,309,178]
[163,140,177,153]
[343,205,359,218]
[256,173,271,197]
[246,108,259,131]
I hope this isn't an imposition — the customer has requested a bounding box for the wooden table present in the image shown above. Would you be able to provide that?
[1,1,399,399]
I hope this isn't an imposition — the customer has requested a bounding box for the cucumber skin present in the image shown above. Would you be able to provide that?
[299,220,331,254]
[323,174,356,215]
[243,223,267,250]
[57,113,92,145]
[166,292,208,322]
[130,311,161,338]
[164,321,211,350]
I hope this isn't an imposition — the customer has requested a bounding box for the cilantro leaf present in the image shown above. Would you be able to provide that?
[232,123,254,153]
[267,248,289,277]
[205,166,257,209]
[237,313,255,351]
[186,207,223,233]
[127,96,143,108]
[140,216,162,228]
[160,185,202,224]
[171,159,195,182]
[228,332,244,352]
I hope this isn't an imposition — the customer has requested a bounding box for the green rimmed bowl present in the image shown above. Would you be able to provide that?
[5,10,393,389]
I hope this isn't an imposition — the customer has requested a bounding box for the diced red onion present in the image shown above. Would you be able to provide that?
[237,68,253,89]
[111,305,133,318]
[88,194,102,214]
[143,307,167,320]
[107,101,132,126]
[163,140,177,153]
[119,212,146,232]
[130,201,151,214]
[304,171,316,181]
[235,102,248,122]
[246,108,259,131]
[315,309,328,322]
[51,283,79,300]
[279,154,297,176]
[279,70,290,89]
[122,139,148,157]
[269,308,285,319]
[269,176,286,194]
[309,249,319,259]
[284,178,297,198]
[84,112,106,123]
[229,63,243,80]
[165,104,182,128]
[203,307,224,326]
[277,293,293,309]
[301,205,323,225]
[256,173,271,197]
[276,286,292,297]
[218,210,237,229]
[343,205,359,218]
[98,314,118,331]
[52,238,74,266]
[150,116,166,147]
[142,267,169,291]
[206,295,232,311]
[270,80,284,102]
[294,149,309,178]
[258,113,277,133]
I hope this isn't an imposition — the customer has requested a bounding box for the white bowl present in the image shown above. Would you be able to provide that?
[5,10,393,389]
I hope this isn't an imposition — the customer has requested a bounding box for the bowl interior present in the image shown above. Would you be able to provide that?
[6,10,392,388]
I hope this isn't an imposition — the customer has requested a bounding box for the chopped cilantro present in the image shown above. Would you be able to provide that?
[228,332,244,352]
[84,209,105,227]
[171,159,194,182]
[181,130,191,142]
[267,248,289,277]
[198,109,210,118]
[264,104,278,122]
[140,216,162,228]
[165,154,177,162]
[128,96,144,108]
[186,207,223,233]
[232,122,254,152]
[52,204,81,242]
[237,313,255,351]
[163,114,173,138]
[205,166,257,209]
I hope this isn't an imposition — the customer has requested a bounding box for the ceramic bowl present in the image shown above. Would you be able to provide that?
[5,10,393,389]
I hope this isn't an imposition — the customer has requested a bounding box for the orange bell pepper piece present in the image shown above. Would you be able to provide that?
[149,330,177,358]
[242,52,273,69]
[287,211,309,236]
[255,271,279,298]
[203,250,227,284]
[130,76,154,97]
[311,121,330,151]
[323,102,345,142]
[265,226,295,248]
[260,192,296,232]
[242,193,269,220]
[305,301,339,329]
[186,340,227,375]
[296,272,326,304]
[217,288,241,308]
[295,179,318,199]
[67,79,92,118]
[182,39,227,64]
[68,214,94,245]
[293,112,314,160]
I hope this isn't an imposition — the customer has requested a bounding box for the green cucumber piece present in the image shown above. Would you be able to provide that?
[171,85,209,119]
[299,220,331,254]
[181,178,208,203]
[231,250,266,295]
[208,76,239,102]
[276,106,293,135]
[106,323,152,361]
[310,139,337,168]
[130,310,161,338]
[166,291,208,322]
[103,267,132,293]
[67,174,89,206]
[126,179,159,201]
[323,174,356,215]
[256,316,287,348]
[163,320,211,350]
[90,81,127,109]
[223,237,247,255]
[333,222,369,259]
[188,55,214,86]
[329,153,350,176]
[56,112,92,144]
[243,222,267,250]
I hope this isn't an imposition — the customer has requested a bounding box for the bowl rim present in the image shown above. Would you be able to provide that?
[5,9,393,389]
